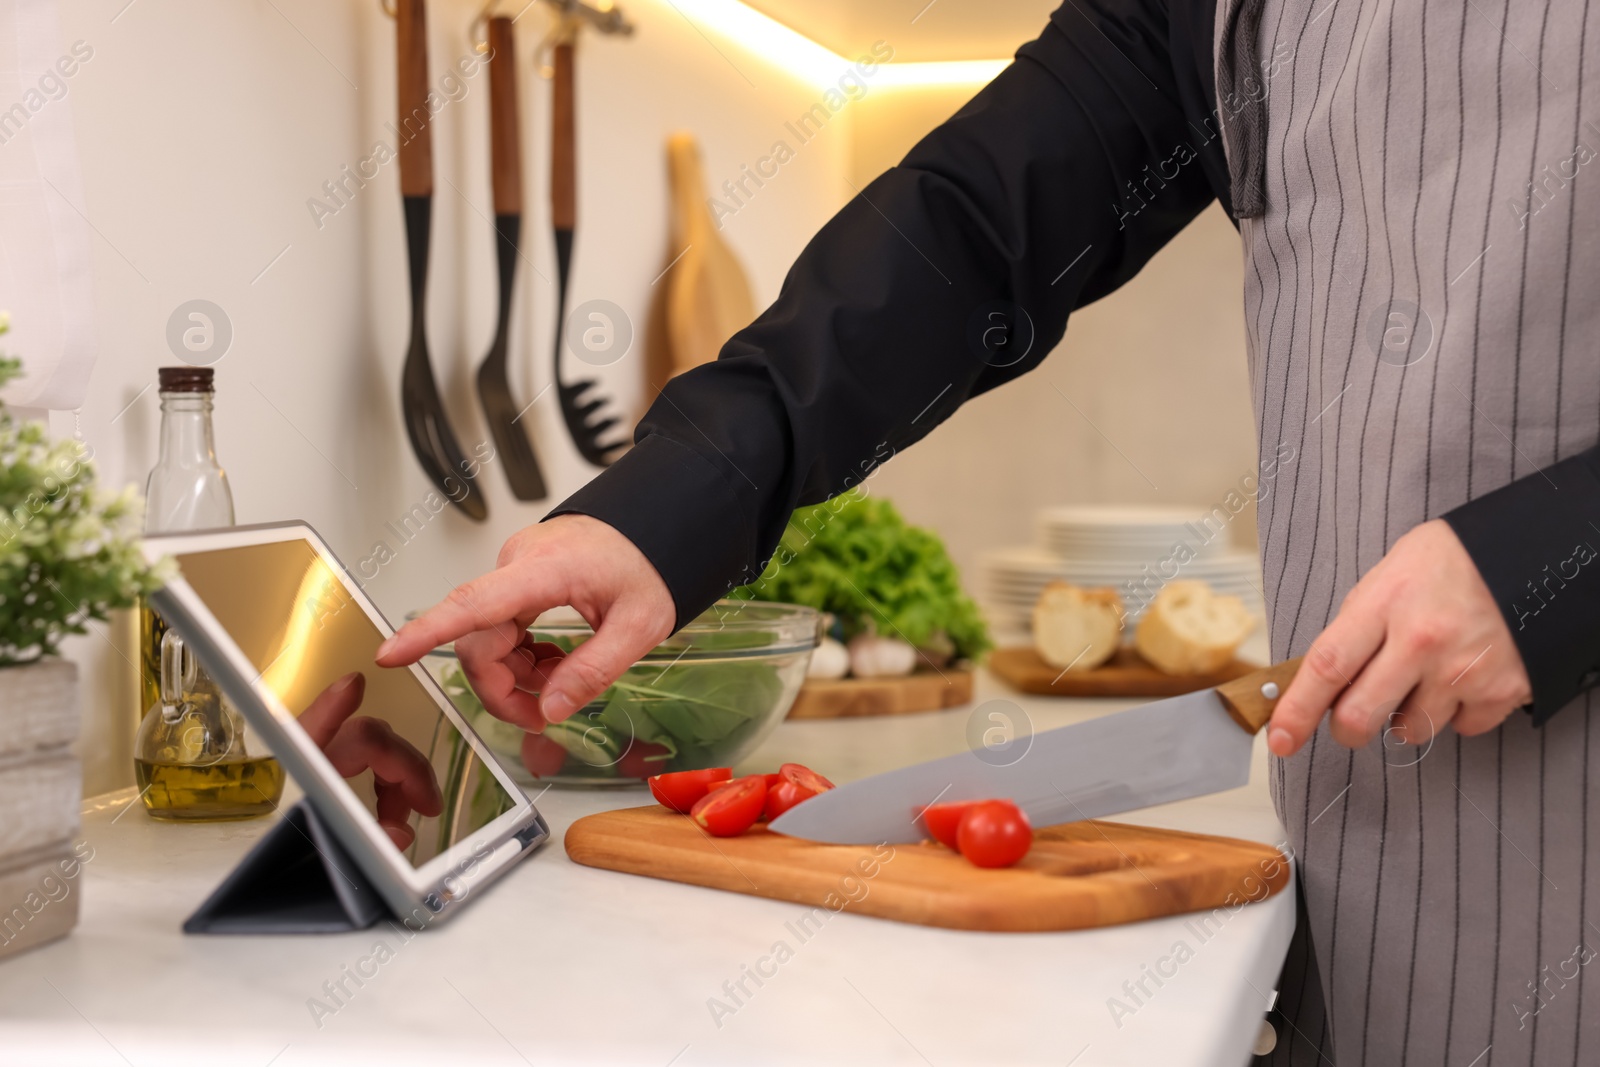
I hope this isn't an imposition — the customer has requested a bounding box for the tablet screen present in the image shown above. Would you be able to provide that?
[170,537,517,868]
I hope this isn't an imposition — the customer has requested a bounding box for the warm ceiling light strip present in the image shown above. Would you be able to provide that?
[663,0,1011,89]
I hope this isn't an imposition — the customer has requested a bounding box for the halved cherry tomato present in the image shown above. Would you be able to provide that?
[956,800,1033,868]
[762,764,835,821]
[649,768,732,813]
[919,801,977,850]
[691,776,767,836]
[720,774,780,821]
[764,779,813,821]
[780,763,835,793]
[520,731,568,778]
[615,741,672,781]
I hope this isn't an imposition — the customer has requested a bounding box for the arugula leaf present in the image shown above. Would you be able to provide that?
[437,658,784,775]
[612,661,782,746]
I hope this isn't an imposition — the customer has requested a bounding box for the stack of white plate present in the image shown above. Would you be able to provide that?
[980,504,1264,632]
[1036,504,1230,562]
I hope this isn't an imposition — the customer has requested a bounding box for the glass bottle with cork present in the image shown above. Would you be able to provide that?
[135,366,284,819]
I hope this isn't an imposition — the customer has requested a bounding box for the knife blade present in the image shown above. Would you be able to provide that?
[768,659,1301,845]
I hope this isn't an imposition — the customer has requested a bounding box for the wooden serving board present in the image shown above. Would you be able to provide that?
[565,806,1290,932]
[786,670,973,720]
[989,646,1258,698]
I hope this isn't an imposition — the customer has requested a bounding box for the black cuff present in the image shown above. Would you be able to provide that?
[547,434,756,632]
[1443,449,1600,726]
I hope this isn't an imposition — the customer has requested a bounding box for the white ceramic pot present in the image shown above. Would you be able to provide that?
[0,658,83,961]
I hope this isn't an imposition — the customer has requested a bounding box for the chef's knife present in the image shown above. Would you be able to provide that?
[769,659,1301,845]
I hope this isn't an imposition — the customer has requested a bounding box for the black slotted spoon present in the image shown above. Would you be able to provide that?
[396,0,488,520]
[550,39,627,467]
[475,16,547,500]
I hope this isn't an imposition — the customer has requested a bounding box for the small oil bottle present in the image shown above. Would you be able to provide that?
[135,367,283,820]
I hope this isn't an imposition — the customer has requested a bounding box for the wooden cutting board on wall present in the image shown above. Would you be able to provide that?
[565,806,1290,933]
[644,132,756,400]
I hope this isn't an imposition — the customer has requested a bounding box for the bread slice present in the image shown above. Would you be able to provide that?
[1134,580,1254,675]
[1032,581,1124,671]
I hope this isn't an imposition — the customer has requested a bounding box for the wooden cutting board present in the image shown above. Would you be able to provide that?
[565,806,1290,932]
[786,670,973,720]
[989,646,1259,698]
[645,131,756,398]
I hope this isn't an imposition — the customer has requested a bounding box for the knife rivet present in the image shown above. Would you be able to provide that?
[1261,682,1280,700]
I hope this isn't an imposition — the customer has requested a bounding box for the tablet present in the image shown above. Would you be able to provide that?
[142,521,548,927]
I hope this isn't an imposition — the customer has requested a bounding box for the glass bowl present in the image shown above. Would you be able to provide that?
[423,600,819,787]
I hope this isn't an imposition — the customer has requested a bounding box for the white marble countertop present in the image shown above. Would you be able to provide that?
[0,669,1293,1067]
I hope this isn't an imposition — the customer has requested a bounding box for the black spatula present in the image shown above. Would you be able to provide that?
[396,0,488,521]
[475,16,547,501]
[549,40,627,468]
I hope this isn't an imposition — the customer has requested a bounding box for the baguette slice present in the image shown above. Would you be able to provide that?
[1134,580,1254,675]
[1032,581,1124,672]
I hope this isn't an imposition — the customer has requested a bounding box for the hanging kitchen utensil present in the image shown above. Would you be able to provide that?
[549,38,627,467]
[651,132,755,395]
[395,0,488,520]
[474,15,548,501]
[529,0,634,75]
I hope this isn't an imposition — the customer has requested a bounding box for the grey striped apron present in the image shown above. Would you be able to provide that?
[1218,0,1600,1062]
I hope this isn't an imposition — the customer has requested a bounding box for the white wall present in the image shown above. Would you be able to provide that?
[45,0,855,794]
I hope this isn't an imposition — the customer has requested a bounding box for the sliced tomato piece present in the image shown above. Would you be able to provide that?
[764,778,816,821]
[956,800,1033,868]
[919,801,977,850]
[615,741,672,781]
[648,767,732,813]
[779,762,835,793]
[520,731,568,779]
[691,776,767,836]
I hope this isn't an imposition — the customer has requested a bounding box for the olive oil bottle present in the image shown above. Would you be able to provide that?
[135,367,283,820]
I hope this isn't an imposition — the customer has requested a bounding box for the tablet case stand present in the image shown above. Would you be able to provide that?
[184,800,391,934]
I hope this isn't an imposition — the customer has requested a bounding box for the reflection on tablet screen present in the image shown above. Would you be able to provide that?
[172,539,516,867]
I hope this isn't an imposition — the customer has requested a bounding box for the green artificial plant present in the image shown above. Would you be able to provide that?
[0,315,171,666]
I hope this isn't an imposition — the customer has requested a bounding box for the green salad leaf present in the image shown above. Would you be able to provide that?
[733,489,990,660]
[436,656,785,778]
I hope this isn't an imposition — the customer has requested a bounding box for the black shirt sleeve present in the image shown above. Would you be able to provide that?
[1443,445,1600,726]
[552,0,1226,629]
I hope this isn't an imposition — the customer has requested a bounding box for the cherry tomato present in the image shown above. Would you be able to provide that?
[691,776,768,836]
[520,731,568,778]
[780,763,835,793]
[956,800,1033,868]
[615,741,672,781]
[919,801,977,850]
[761,764,835,820]
[648,768,733,813]
[765,779,814,821]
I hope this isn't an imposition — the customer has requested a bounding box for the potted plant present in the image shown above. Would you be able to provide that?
[0,314,168,960]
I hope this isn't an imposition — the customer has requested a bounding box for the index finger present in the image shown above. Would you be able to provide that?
[1269,609,1385,757]
[298,672,366,748]
[376,566,560,668]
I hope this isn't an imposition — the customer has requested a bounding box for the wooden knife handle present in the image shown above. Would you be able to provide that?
[396,0,432,198]
[551,41,576,230]
[1216,658,1303,734]
[488,17,521,216]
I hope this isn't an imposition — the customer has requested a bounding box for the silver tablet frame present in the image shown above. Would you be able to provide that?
[141,520,548,927]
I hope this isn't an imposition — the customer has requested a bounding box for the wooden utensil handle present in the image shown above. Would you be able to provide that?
[488,17,521,216]
[1215,658,1303,734]
[396,0,432,197]
[551,42,576,230]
